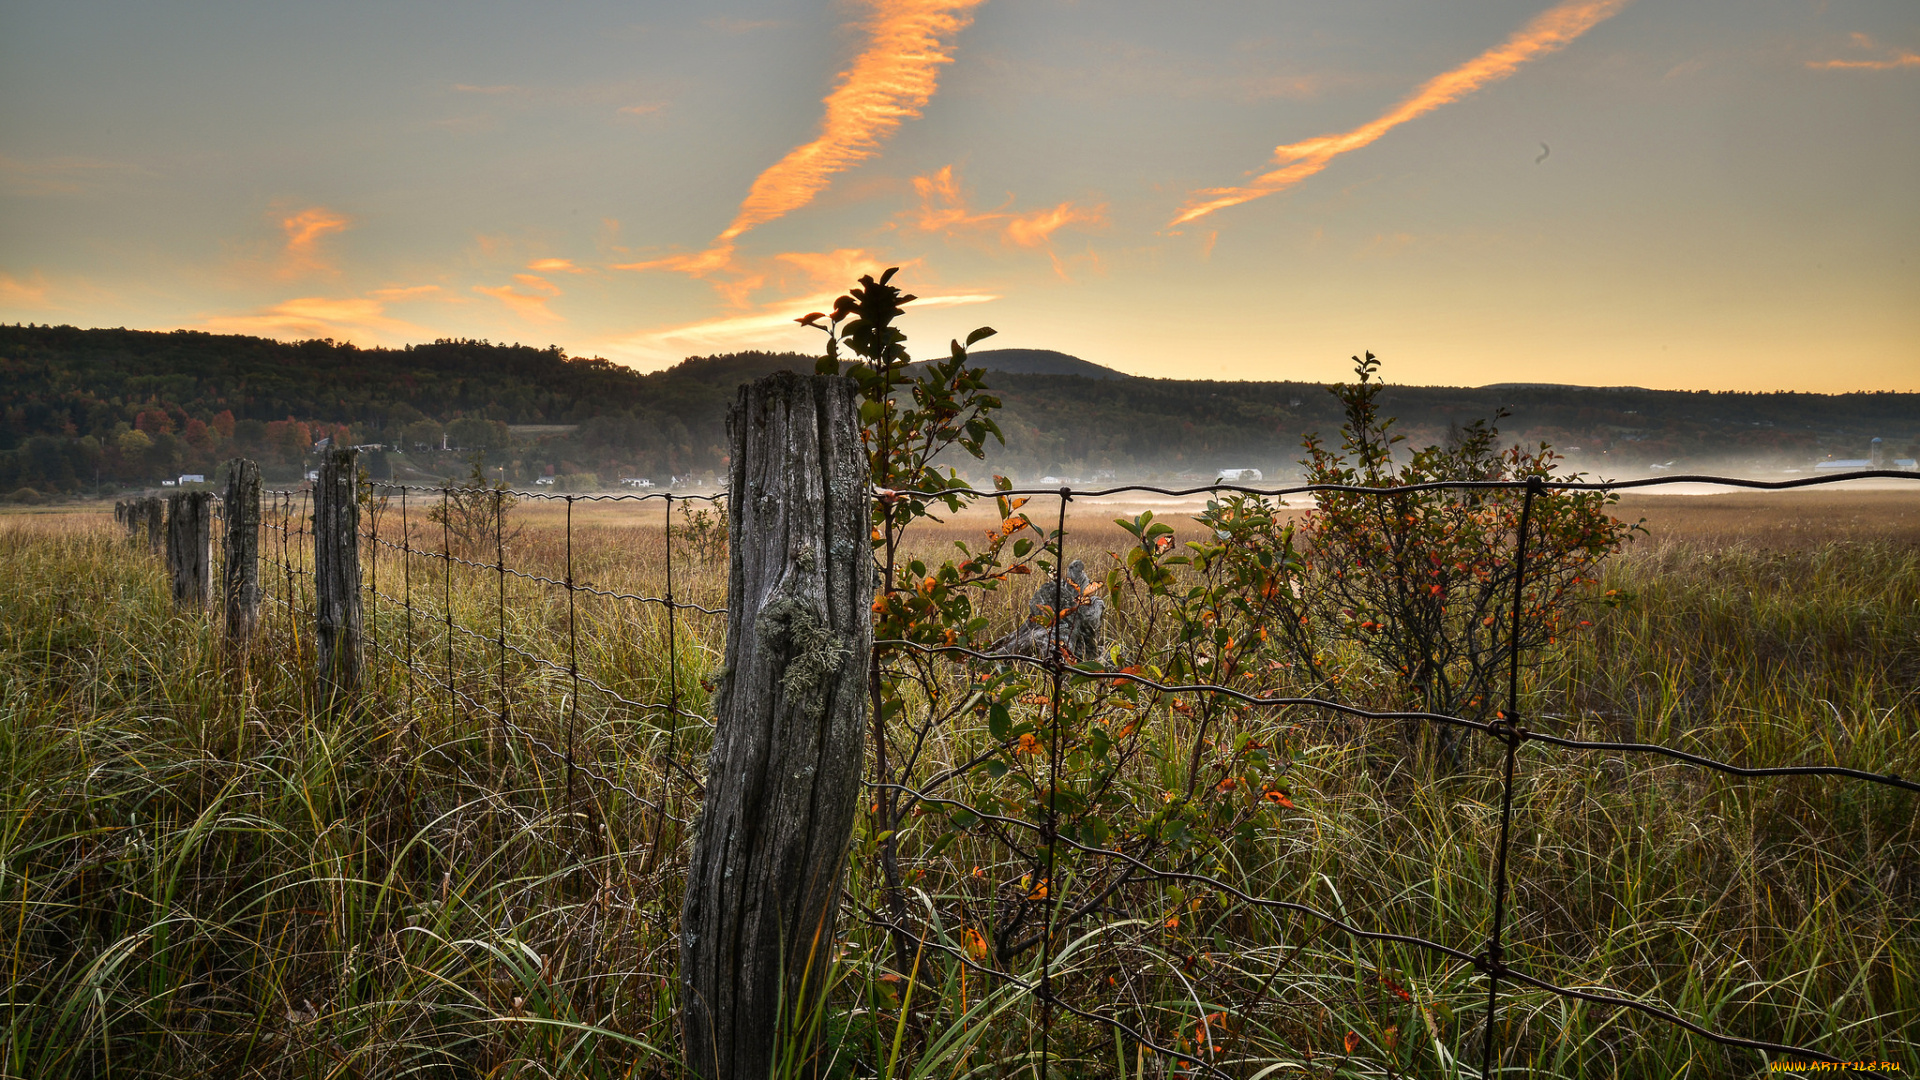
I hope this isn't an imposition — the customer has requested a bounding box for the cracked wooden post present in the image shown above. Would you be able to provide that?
[223,458,262,646]
[165,492,213,608]
[681,372,871,1080]
[313,448,362,706]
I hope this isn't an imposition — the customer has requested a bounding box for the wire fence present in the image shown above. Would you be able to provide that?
[226,467,1920,1072]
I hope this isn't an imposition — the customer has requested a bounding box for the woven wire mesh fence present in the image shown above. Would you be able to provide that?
[251,469,1917,1074]
[259,481,726,833]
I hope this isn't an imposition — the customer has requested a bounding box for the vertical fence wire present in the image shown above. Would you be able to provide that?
[442,486,455,730]
[647,492,678,873]
[495,488,508,764]
[282,492,295,645]
[401,487,415,724]
[1481,474,1540,1076]
[1037,486,1072,1080]
[565,494,579,807]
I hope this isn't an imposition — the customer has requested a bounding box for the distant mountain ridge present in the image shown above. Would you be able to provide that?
[965,348,1131,380]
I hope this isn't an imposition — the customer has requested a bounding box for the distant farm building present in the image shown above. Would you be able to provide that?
[1216,468,1263,483]
[620,478,655,489]
[1816,438,1916,472]
[178,474,206,485]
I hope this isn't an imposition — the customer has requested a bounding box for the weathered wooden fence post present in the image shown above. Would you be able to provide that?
[145,496,165,556]
[681,373,871,1080]
[313,448,362,704]
[223,458,262,645]
[165,492,214,608]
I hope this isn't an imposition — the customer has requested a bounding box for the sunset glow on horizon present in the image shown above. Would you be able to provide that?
[1,1,1914,391]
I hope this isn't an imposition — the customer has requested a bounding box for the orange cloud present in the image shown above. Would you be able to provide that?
[0,271,52,308]
[527,257,589,274]
[199,295,422,342]
[1808,33,1920,70]
[369,284,445,301]
[718,0,982,244]
[279,207,352,275]
[1171,0,1633,227]
[910,165,1106,248]
[474,274,563,323]
[629,0,982,286]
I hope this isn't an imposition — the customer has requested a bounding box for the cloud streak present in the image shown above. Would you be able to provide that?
[1171,0,1632,227]
[475,274,563,323]
[628,0,982,283]
[910,165,1105,249]
[200,295,422,341]
[1808,33,1920,70]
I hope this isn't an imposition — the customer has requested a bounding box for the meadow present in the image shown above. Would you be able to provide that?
[1,485,1915,1078]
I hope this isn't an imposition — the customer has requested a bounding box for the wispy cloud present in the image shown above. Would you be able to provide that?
[474,274,563,323]
[199,295,423,342]
[1171,0,1632,227]
[1807,32,1920,70]
[909,165,1106,250]
[628,0,984,285]
[0,271,53,308]
[279,207,352,276]
[527,258,590,274]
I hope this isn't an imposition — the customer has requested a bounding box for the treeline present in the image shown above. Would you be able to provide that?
[0,325,799,491]
[978,375,1920,481]
[4,323,1916,496]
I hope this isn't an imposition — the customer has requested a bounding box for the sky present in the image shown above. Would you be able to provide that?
[1,0,1915,391]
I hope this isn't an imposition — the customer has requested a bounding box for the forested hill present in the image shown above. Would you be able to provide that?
[2,323,1915,495]
[0,324,802,429]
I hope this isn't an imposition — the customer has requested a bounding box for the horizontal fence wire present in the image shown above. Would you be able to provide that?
[228,468,1915,1071]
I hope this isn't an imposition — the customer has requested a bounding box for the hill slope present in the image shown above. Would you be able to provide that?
[966,348,1131,379]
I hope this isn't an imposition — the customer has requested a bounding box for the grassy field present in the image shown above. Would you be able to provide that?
[1,488,1915,1078]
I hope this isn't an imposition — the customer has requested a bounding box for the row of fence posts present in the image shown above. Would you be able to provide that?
[107,393,843,1078]
[115,452,356,705]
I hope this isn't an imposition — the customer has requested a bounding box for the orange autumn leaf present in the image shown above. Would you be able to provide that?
[1344,1031,1361,1054]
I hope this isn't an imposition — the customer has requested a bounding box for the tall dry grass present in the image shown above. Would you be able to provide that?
[1,494,1915,1078]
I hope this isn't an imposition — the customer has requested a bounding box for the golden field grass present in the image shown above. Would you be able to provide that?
[1,486,1916,1078]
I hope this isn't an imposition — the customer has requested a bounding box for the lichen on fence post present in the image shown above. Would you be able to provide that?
[165,492,213,609]
[223,458,262,645]
[681,372,871,1080]
[313,448,362,705]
